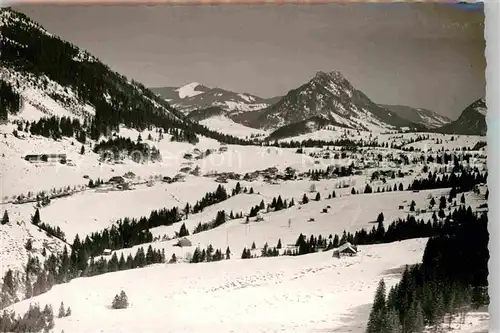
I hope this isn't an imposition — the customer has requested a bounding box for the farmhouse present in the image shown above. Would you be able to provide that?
[108,176,125,184]
[332,242,358,258]
[255,212,264,222]
[162,176,173,183]
[24,154,67,163]
[175,237,192,247]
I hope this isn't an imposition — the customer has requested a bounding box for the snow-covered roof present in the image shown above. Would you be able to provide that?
[333,242,357,254]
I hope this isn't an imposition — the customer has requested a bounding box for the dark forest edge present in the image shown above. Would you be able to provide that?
[365,207,488,333]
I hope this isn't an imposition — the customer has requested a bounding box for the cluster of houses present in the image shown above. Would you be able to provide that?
[207,167,296,184]
[102,171,188,191]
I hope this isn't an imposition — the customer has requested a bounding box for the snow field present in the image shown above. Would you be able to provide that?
[6,238,428,333]
[200,115,269,139]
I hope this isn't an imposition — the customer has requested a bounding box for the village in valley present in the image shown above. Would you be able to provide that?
[0,4,490,333]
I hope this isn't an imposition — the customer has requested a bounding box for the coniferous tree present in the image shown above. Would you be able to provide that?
[386,308,402,333]
[25,238,33,251]
[32,208,41,225]
[413,302,425,333]
[366,279,388,333]
[300,193,308,204]
[1,210,9,225]
[315,192,321,201]
[58,302,65,318]
[439,196,447,210]
[111,290,129,309]
[178,223,189,237]
[169,253,177,263]
[429,197,436,209]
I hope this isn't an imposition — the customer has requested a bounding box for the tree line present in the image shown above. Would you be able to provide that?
[366,207,488,333]
[240,204,477,262]
[190,244,230,263]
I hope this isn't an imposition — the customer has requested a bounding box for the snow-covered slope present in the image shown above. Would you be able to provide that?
[6,238,428,333]
[176,82,205,99]
[0,7,187,127]
[199,115,269,139]
[0,67,96,121]
[0,219,68,274]
[151,83,280,115]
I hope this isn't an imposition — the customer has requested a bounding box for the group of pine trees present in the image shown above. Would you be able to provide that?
[190,244,230,263]
[409,169,487,193]
[0,302,61,333]
[31,208,66,241]
[7,243,166,309]
[111,291,129,310]
[192,210,240,235]
[363,169,486,196]
[14,115,86,142]
[93,136,161,163]
[366,208,488,333]
[191,184,229,214]
[87,246,166,277]
[246,195,296,221]
[306,164,355,180]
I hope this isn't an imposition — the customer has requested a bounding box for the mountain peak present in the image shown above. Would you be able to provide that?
[175,82,205,99]
[313,70,347,82]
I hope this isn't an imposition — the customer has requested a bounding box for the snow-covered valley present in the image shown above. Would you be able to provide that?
[0,6,490,333]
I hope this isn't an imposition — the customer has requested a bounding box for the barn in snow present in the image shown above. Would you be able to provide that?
[332,242,358,258]
[174,237,192,247]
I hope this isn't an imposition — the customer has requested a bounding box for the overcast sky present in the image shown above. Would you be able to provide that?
[15,3,485,119]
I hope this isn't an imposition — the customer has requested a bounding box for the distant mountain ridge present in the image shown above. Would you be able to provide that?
[379,104,451,129]
[435,98,486,136]
[151,83,281,115]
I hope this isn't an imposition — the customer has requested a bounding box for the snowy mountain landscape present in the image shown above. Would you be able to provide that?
[0,5,489,333]
[151,82,281,115]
